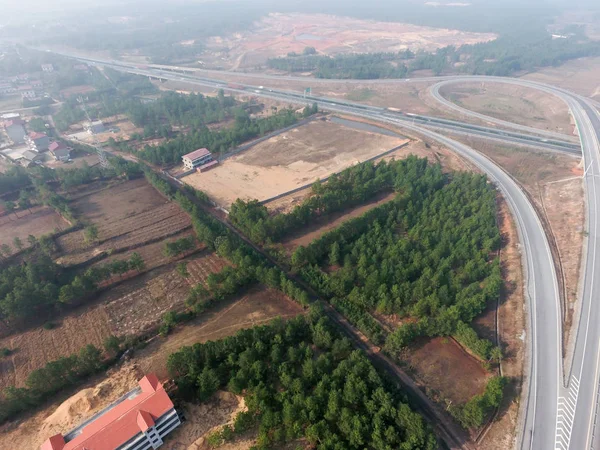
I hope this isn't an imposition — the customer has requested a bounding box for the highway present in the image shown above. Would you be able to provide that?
[47,50,600,450]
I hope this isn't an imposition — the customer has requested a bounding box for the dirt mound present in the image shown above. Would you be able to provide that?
[162,391,246,450]
[0,364,144,450]
[41,364,143,436]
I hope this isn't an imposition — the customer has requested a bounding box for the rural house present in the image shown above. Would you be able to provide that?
[41,373,182,450]
[48,141,71,162]
[41,63,54,72]
[182,147,218,171]
[27,131,50,152]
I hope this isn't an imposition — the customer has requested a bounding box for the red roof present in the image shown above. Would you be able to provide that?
[183,147,211,161]
[29,132,47,140]
[41,374,174,450]
[49,141,68,152]
[4,118,24,127]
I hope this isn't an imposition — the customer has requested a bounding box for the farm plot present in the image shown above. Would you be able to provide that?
[56,179,192,266]
[0,251,227,391]
[91,230,201,272]
[104,252,228,337]
[183,119,409,207]
[0,206,70,255]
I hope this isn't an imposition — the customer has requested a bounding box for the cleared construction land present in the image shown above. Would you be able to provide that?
[202,12,496,69]
[183,118,409,207]
[438,81,574,135]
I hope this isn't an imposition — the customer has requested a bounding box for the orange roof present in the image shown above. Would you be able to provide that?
[41,374,174,450]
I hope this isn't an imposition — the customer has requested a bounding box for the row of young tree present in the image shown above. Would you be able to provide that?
[229,157,431,244]
[0,251,145,325]
[167,313,437,449]
[133,108,301,166]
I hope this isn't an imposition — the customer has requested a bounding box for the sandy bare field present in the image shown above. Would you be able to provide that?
[522,56,600,99]
[203,13,496,69]
[183,119,408,207]
[439,81,574,135]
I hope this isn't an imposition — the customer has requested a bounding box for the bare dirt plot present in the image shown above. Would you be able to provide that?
[264,130,473,214]
[0,306,113,390]
[542,177,585,349]
[202,12,496,69]
[0,364,146,450]
[522,56,600,99]
[135,286,304,378]
[281,191,396,251]
[0,206,70,255]
[475,195,526,449]
[438,81,574,135]
[183,119,408,207]
[403,337,491,406]
[56,179,191,266]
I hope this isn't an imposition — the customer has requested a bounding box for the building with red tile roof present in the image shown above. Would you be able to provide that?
[41,374,181,450]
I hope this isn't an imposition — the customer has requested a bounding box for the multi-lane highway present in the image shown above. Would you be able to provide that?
[46,50,600,450]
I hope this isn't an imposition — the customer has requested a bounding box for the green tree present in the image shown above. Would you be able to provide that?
[29,117,47,132]
[84,224,99,244]
[103,335,121,357]
[176,262,189,278]
[12,237,23,252]
[78,344,103,375]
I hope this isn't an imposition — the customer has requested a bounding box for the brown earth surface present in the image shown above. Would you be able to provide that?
[56,179,192,266]
[402,337,491,406]
[202,13,496,69]
[280,191,397,251]
[183,119,408,207]
[438,82,574,135]
[0,251,227,390]
[0,288,302,450]
[474,195,525,449]
[522,56,600,98]
[0,206,70,255]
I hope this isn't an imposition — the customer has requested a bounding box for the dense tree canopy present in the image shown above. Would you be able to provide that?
[168,314,437,449]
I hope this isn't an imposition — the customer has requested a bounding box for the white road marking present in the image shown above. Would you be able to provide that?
[556,377,580,450]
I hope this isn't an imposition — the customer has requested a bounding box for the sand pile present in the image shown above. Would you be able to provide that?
[161,391,246,450]
[0,364,143,450]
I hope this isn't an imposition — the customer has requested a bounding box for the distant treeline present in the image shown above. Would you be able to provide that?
[268,29,600,78]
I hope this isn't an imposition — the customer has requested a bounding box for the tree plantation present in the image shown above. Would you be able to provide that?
[167,313,437,450]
